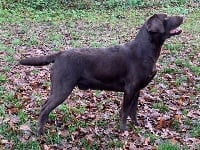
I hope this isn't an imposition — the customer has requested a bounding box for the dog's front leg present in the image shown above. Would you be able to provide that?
[120,84,136,131]
[128,91,140,125]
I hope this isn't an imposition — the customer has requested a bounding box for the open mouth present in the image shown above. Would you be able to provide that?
[170,27,182,35]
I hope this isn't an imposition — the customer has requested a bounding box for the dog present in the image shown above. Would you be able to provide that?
[20,14,183,135]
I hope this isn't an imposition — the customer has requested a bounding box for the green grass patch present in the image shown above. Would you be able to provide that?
[162,68,178,74]
[175,76,188,86]
[0,43,8,51]
[171,119,180,131]
[183,10,200,33]
[165,43,184,55]
[0,105,6,117]
[190,121,200,138]
[162,5,190,15]
[14,141,41,150]
[0,123,41,149]
[153,102,169,113]
[18,110,29,124]
[174,59,200,76]
[108,139,123,149]
[158,141,180,150]
[95,119,109,128]
[144,131,158,144]
[0,74,7,83]
[1,91,20,107]
[46,133,62,144]
[12,38,23,45]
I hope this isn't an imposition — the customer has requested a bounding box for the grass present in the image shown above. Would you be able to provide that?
[153,102,169,113]
[175,76,188,86]
[12,38,23,45]
[80,138,101,150]
[46,133,62,144]
[15,141,41,150]
[158,141,180,150]
[162,5,190,15]
[0,74,7,83]
[164,42,184,55]
[144,131,158,144]
[190,121,200,138]
[0,1,199,149]
[0,123,40,149]
[108,140,123,149]
[18,110,29,124]
[171,119,180,131]
[0,105,6,116]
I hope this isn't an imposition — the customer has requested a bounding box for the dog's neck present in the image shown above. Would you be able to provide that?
[134,25,165,61]
[136,25,165,45]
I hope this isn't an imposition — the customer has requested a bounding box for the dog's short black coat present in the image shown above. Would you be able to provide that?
[20,14,183,135]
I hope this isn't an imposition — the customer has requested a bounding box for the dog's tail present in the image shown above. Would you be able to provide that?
[19,52,62,66]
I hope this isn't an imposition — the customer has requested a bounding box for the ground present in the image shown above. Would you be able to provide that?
[0,3,199,150]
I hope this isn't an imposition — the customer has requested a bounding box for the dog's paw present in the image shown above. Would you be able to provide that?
[120,127,127,133]
[131,119,140,126]
[120,124,128,132]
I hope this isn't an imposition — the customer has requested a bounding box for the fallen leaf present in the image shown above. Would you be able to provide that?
[43,144,50,150]
[19,124,31,131]
[129,142,136,150]
[144,137,150,145]
[86,134,94,145]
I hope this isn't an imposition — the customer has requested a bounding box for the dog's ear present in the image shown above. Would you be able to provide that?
[156,13,168,20]
[146,14,165,33]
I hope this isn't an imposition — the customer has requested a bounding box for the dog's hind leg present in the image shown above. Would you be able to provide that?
[37,76,76,135]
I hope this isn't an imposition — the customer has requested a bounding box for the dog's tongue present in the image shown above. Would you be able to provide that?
[170,27,181,34]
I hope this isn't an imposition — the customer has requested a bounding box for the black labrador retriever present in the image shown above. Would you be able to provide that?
[20,14,183,135]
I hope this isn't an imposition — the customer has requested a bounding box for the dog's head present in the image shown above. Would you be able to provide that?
[146,14,183,40]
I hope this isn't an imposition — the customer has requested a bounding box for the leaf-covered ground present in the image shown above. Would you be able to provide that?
[0,4,199,150]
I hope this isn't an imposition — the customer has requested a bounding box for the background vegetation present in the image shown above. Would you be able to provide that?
[1,0,199,10]
[0,0,199,149]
